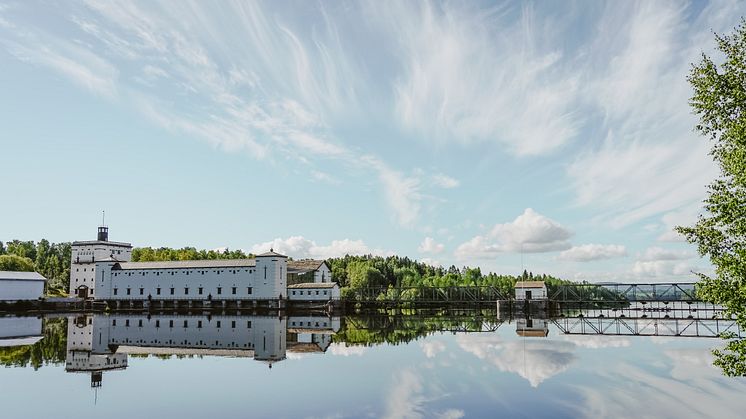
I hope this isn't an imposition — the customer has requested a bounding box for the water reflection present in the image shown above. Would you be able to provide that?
[64,313,340,386]
[1,307,745,419]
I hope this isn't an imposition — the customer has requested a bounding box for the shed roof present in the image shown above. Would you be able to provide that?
[288,282,339,289]
[0,271,46,282]
[514,281,546,288]
[287,260,326,273]
[114,259,257,270]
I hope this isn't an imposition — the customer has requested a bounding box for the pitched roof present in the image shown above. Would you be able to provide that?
[72,240,132,248]
[0,271,46,281]
[287,259,326,273]
[516,329,549,337]
[514,281,546,288]
[256,250,287,258]
[287,282,338,289]
[114,259,257,270]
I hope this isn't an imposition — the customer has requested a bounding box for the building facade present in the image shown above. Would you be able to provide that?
[71,226,335,302]
[0,271,46,301]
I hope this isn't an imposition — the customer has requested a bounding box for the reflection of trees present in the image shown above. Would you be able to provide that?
[0,318,67,370]
[334,310,500,346]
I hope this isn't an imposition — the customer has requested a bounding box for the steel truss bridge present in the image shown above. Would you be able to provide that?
[553,316,742,338]
[348,283,701,304]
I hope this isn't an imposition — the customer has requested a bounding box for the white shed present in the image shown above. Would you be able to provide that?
[0,271,46,301]
[514,281,547,300]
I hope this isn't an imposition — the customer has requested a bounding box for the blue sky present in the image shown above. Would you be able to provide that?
[0,1,741,282]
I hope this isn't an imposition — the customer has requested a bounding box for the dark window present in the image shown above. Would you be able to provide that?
[316,290,319,295]
[113,288,118,295]
[183,320,188,328]
[156,320,160,328]
[140,288,144,295]
[247,321,252,328]
[127,288,131,295]
[247,287,252,295]
[125,320,130,327]
[232,287,236,295]
[199,287,203,295]
[185,287,189,295]
[216,321,221,328]
[169,320,174,328]
[138,320,143,327]
[197,320,202,328]
[112,319,116,326]
[231,321,236,328]
[170,288,175,295]
[292,291,296,295]
[157,288,161,295]
[217,287,222,295]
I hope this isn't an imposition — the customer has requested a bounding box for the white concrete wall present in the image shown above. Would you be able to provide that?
[288,286,339,301]
[70,243,131,297]
[515,287,547,300]
[104,266,269,300]
[314,263,332,283]
[0,280,44,301]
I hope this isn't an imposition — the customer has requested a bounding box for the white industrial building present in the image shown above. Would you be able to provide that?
[0,316,43,347]
[514,281,547,300]
[70,226,337,303]
[0,271,46,301]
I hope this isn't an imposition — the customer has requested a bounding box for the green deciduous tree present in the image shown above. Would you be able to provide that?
[0,254,35,271]
[676,19,746,376]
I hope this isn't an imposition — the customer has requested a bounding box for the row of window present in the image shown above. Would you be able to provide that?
[113,319,252,329]
[111,338,254,348]
[290,321,328,327]
[115,269,254,277]
[113,287,253,296]
[291,290,329,296]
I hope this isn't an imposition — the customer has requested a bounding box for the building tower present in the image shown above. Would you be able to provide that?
[69,222,132,299]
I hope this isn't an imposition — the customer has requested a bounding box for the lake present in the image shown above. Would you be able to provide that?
[1,308,745,419]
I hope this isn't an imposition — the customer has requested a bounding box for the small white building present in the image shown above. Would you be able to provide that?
[0,316,43,347]
[287,282,340,301]
[514,281,547,300]
[0,271,46,301]
[516,318,549,337]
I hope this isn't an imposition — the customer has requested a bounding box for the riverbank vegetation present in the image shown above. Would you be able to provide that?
[677,19,746,376]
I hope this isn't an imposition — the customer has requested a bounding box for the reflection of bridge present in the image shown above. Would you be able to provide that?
[345,314,503,334]
[348,283,702,305]
[552,316,741,338]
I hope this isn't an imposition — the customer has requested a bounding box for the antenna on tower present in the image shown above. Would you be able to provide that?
[102,210,106,227]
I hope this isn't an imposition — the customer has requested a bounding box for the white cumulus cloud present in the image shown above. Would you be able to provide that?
[455,208,573,259]
[249,236,392,259]
[557,244,627,262]
[418,237,445,254]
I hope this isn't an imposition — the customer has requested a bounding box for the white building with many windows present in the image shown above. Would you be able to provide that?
[71,226,336,302]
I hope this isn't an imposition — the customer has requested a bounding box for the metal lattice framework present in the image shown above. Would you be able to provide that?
[345,314,503,333]
[349,286,512,304]
[550,283,699,303]
[553,316,741,338]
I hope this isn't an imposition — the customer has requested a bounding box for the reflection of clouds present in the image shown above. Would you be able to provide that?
[328,343,367,356]
[575,354,746,419]
[559,335,631,349]
[384,369,424,419]
[456,335,577,387]
[435,409,464,419]
[420,340,446,358]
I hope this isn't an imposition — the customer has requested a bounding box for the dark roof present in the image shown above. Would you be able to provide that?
[72,240,132,248]
[287,260,326,273]
[0,271,46,282]
[114,259,257,270]
[256,250,287,258]
[288,282,338,289]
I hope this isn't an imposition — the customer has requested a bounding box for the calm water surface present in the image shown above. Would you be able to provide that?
[1,310,744,419]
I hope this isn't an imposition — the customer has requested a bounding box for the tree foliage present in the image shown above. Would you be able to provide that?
[676,19,746,376]
[0,254,35,272]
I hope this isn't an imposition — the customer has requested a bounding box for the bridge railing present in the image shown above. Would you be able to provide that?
[553,316,740,338]
[549,283,699,303]
[344,286,512,303]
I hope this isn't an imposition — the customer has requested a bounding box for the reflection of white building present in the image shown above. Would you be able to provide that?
[66,313,340,386]
[0,316,43,347]
[516,318,549,338]
[514,281,547,300]
[70,226,336,302]
[0,271,46,301]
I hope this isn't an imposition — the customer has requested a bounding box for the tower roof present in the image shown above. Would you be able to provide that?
[256,248,287,258]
